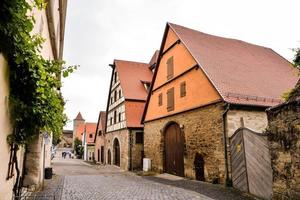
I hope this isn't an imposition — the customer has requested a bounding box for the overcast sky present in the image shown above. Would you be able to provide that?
[62,0,300,129]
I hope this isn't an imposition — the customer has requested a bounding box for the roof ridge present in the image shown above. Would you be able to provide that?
[167,22,273,50]
[114,59,149,65]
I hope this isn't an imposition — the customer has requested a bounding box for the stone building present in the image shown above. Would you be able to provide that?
[141,23,299,184]
[0,1,68,199]
[94,111,107,164]
[105,56,155,170]
[267,80,300,199]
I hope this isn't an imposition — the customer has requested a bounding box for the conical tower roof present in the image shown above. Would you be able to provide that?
[75,112,84,120]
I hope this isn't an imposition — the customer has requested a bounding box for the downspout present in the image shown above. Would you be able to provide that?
[222,103,230,186]
[129,130,133,171]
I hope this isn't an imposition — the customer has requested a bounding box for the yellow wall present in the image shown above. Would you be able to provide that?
[145,28,221,121]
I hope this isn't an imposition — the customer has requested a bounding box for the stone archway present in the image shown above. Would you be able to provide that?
[113,138,120,167]
[164,122,184,176]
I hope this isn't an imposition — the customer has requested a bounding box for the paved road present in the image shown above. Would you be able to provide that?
[37,148,257,200]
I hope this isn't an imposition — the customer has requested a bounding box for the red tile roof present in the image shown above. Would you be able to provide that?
[169,23,299,107]
[115,60,152,100]
[125,101,145,128]
[85,123,97,144]
[149,50,159,67]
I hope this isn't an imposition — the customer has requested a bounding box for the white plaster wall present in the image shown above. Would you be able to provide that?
[0,55,26,200]
[226,109,268,137]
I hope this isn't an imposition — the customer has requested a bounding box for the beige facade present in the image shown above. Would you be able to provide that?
[0,1,67,199]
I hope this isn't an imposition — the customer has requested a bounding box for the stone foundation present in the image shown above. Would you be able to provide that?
[144,102,226,183]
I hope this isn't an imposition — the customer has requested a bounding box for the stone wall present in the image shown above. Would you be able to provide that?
[226,108,268,137]
[105,129,129,170]
[130,130,144,170]
[267,101,300,199]
[144,102,226,183]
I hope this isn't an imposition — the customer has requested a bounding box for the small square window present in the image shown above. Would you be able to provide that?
[89,134,93,138]
[136,132,144,144]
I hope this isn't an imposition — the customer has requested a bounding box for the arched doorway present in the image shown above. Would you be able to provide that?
[107,149,111,164]
[194,153,205,181]
[113,138,120,166]
[164,122,184,176]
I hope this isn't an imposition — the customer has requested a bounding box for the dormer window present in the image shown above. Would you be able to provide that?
[141,81,151,92]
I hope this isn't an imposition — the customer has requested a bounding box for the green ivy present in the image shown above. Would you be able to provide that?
[0,0,75,145]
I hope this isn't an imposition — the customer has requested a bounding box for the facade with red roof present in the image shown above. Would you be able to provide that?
[73,112,97,161]
[104,52,156,170]
[142,23,299,185]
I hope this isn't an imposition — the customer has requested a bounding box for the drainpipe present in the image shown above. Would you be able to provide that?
[222,103,230,186]
[129,130,133,171]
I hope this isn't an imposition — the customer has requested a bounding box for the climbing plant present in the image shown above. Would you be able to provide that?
[0,0,75,196]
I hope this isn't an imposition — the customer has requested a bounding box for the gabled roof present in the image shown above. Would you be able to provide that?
[115,60,152,101]
[149,50,159,68]
[94,111,107,143]
[74,112,84,120]
[125,101,145,128]
[168,23,299,107]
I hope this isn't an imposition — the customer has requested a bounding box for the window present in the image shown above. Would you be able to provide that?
[110,97,113,105]
[135,132,144,144]
[143,82,151,92]
[98,130,102,136]
[180,81,186,97]
[114,110,117,124]
[167,56,174,79]
[167,88,174,111]
[89,134,93,138]
[119,90,122,99]
[114,90,117,102]
[114,72,117,83]
[110,117,112,125]
[158,93,162,106]
[118,112,121,122]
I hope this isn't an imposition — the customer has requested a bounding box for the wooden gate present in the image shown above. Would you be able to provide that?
[113,138,120,166]
[230,127,272,200]
[164,123,184,176]
[107,149,111,164]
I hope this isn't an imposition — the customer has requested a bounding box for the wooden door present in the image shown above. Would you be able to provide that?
[107,149,111,164]
[194,153,205,181]
[113,139,120,166]
[97,149,100,162]
[101,146,104,164]
[164,123,184,176]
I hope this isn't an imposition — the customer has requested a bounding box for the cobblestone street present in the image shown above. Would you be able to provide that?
[38,148,257,200]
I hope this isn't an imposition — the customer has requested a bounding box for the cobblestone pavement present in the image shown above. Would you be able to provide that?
[34,149,258,200]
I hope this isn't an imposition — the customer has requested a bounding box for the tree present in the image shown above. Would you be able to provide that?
[74,137,84,158]
[293,48,300,68]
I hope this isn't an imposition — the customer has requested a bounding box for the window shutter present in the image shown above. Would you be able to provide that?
[167,88,174,111]
[167,56,174,79]
[158,93,162,106]
[180,81,186,97]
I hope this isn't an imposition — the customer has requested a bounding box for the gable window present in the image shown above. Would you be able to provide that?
[98,130,102,136]
[158,93,162,106]
[89,134,93,138]
[119,90,122,99]
[114,71,117,83]
[114,110,117,124]
[180,81,186,97]
[118,112,121,122]
[135,132,144,144]
[114,90,117,102]
[167,88,174,111]
[166,56,174,80]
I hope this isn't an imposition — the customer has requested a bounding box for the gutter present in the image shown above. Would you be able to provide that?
[222,103,230,186]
